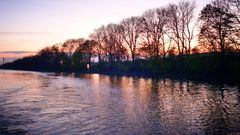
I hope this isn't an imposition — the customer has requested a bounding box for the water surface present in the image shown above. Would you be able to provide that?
[0,70,240,135]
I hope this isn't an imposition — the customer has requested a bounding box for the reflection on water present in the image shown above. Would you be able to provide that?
[0,70,240,135]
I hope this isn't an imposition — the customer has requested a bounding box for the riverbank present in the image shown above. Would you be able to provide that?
[1,68,239,85]
[1,53,240,84]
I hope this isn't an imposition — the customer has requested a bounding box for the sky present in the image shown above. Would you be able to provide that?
[0,0,210,58]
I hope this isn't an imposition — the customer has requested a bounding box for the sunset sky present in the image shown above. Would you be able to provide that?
[0,0,209,58]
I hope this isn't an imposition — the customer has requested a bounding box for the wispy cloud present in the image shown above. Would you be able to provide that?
[0,51,36,54]
[0,32,55,35]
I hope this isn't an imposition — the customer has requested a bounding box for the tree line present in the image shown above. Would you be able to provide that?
[2,0,240,72]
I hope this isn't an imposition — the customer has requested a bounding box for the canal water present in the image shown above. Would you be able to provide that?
[0,70,239,135]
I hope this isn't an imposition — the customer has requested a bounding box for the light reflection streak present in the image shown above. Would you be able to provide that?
[0,70,239,134]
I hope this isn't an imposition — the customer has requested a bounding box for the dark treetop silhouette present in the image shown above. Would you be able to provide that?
[1,0,240,82]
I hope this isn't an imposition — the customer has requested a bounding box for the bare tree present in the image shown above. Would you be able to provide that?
[120,16,144,61]
[139,9,155,59]
[179,1,196,54]
[228,0,240,23]
[62,39,84,60]
[89,28,105,62]
[94,24,127,62]
[107,24,128,61]
[75,40,96,64]
[167,4,182,55]
[61,38,85,67]
[227,0,240,52]
[198,0,236,55]
[141,8,165,59]
[167,1,196,55]
[38,43,63,66]
[141,7,173,59]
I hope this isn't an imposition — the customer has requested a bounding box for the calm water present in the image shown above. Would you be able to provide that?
[0,70,240,135]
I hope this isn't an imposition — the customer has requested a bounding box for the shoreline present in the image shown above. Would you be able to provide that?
[1,68,239,85]
[1,53,239,85]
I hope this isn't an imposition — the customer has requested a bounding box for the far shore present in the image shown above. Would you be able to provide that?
[1,67,239,85]
[1,53,239,85]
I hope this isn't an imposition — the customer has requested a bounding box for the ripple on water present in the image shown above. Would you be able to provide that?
[0,70,240,135]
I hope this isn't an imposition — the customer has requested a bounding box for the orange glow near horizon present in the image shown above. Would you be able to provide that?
[0,52,36,58]
[0,0,210,58]
[0,32,85,58]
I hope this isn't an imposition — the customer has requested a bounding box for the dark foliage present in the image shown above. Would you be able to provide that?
[0,0,240,82]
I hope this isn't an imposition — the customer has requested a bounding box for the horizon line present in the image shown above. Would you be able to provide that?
[0,51,37,54]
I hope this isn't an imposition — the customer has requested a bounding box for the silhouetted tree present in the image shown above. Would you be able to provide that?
[228,0,240,23]
[198,0,236,55]
[227,0,240,52]
[141,7,171,59]
[167,1,196,55]
[72,40,96,69]
[120,16,144,61]
[62,38,85,65]
[37,44,62,70]
[95,24,128,62]
[77,40,95,63]
[1,0,240,80]
[90,28,105,62]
